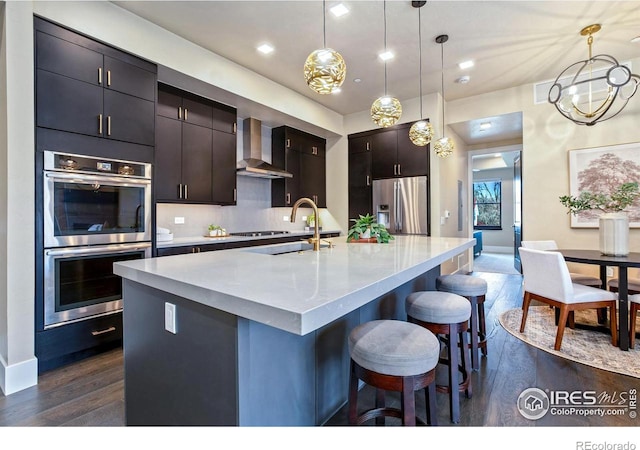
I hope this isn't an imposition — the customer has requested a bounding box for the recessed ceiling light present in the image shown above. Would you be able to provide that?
[455,76,470,84]
[353,78,362,83]
[480,122,492,130]
[257,43,274,55]
[458,60,474,70]
[632,36,640,43]
[330,3,349,17]
[379,51,394,61]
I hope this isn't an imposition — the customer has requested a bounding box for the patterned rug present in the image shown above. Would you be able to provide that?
[499,306,640,379]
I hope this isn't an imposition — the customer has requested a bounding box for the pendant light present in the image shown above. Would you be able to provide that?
[303,0,347,95]
[433,34,454,158]
[409,2,434,146]
[371,0,402,128]
[548,24,639,126]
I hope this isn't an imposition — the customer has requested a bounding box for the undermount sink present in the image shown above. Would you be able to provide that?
[243,241,328,256]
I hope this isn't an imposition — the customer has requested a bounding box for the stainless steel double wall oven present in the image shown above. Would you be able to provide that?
[42,151,152,329]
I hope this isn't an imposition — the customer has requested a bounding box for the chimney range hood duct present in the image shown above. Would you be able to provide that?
[237,118,293,179]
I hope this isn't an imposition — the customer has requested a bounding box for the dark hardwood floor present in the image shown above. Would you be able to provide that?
[1,271,637,430]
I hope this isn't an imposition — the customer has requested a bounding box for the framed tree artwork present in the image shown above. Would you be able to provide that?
[567,142,640,228]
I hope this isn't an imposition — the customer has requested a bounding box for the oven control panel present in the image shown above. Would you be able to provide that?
[44,151,151,179]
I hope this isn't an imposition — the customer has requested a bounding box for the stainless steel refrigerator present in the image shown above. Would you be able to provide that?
[372,176,429,235]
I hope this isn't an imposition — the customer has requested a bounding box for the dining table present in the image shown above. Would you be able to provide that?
[557,249,640,351]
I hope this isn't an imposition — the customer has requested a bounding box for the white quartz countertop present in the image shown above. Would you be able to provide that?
[156,229,341,248]
[114,235,474,335]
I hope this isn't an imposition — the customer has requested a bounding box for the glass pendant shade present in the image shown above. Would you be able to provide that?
[434,136,454,158]
[371,96,402,128]
[409,120,434,146]
[304,48,346,94]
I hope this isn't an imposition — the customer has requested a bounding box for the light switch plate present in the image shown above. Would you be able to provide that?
[165,302,177,334]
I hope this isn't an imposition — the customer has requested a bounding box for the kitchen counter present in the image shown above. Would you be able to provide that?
[114,235,474,425]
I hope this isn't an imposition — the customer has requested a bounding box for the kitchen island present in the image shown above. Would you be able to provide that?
[113,235,474,426]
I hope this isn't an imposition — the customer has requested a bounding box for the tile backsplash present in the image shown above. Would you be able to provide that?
[156,176,342,238]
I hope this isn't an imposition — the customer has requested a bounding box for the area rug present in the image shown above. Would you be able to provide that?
[499,306,640,379]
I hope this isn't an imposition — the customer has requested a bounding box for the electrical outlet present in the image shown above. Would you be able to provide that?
[301,216,307,222]
[283,215,289,222]
[165,302,177,334]
[174,217,185,224]
[606,267,614,277]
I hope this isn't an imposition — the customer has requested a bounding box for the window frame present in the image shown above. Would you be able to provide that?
[473,179,502,231]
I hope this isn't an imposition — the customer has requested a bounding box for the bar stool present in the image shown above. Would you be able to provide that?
[436,274,488,371]
[348,320,440,426]
[406,291,472,424]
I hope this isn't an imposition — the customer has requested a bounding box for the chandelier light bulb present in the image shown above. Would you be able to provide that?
[409,120,434,146]
[304,47,346,95]
[371,96,402,128]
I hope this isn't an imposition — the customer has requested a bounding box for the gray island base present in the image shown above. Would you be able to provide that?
[114,236,474,426]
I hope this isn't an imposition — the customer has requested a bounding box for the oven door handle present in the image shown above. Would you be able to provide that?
[45,172,151,186]
[45,242,151,257]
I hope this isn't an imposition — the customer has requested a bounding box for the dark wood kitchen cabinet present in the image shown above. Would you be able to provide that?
[34,17,156,147]
[348,136,373,227]
[367,123,429,179]
[272,126,326,207]
[155,84,237,205]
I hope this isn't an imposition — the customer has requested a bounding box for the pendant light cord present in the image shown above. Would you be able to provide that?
[440,39,445,136]
[418,8,423,119]
[323,0,326,48]
[383,0,388,96]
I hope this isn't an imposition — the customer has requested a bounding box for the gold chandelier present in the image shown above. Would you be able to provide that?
[371,0,402,127]
[433,34,453,158]
[548,24,640,126]
[409,1,433,146]
[303,0,346,95]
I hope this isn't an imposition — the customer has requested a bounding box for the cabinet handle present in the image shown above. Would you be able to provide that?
[191,247,196,253]
[107,116,111,136]
[312,146,318,155]
[286,193,291,205]
[184,184,188,200]
[286,139,291,148]
[107,69,111,87]
[91,326,116,336]
[98,114,103,135]
[178,184,183,199]
[366,142,370,151]
[233,188,237,202]
[393,164,397,176]
[184,109,188,121]
[397,164,401,175]
[233,123,237,134]
[178,106,182,120]
[366,175,370,186]
[98,67,102,85]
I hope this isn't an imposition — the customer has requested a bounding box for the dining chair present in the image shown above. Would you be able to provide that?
[518,247,618,351]
[520,240,602,287]
[607,275,640,295]
[630,294,639,349]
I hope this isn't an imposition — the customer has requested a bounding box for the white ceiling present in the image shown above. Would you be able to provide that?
[112,0,640,145]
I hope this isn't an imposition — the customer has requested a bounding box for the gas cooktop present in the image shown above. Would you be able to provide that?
[229,230,291,237]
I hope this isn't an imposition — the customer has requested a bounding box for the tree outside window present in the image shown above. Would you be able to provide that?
[474,180,502,230]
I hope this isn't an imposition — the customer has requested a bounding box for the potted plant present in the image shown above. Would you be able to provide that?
[208,224,226,237]
[559,181,639,256]
[306,212,321,231]
[346,213,394,244]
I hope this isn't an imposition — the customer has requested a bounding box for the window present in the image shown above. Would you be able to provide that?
[473,180,502,230]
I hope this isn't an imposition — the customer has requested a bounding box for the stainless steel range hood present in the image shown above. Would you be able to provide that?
[237,118,293,179]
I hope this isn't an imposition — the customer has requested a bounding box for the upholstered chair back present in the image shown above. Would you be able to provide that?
[519,247,574,303]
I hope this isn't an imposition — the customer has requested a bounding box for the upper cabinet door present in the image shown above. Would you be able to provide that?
[396,128,429,177]
[103,90,155,146]
[211,105,237,134]
[104,56,156,102]
[211,130,237,205]
[157,90,183,120]
[35,31,103,86]
[370,129,398,180]
[182,97,213,129]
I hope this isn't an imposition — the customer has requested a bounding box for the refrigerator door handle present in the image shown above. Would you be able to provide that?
[396,180,403,232]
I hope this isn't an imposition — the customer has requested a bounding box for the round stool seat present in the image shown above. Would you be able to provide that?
[349,320,439,377]
[406,291,471,324]
[436,274,487,297]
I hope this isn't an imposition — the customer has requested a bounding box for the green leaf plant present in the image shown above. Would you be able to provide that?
[346,213,395,244]
[559,182,640,215]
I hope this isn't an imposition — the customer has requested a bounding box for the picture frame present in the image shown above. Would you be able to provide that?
[567,142,640,228]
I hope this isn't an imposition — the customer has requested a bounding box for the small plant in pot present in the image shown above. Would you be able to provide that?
[346,213,394,244]
[559,181,639,256]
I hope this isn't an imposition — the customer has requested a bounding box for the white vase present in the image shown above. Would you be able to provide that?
[599,212,629,256]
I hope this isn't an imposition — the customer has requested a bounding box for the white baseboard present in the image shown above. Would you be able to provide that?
[0,354,38,396]
[483,245,513,254]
